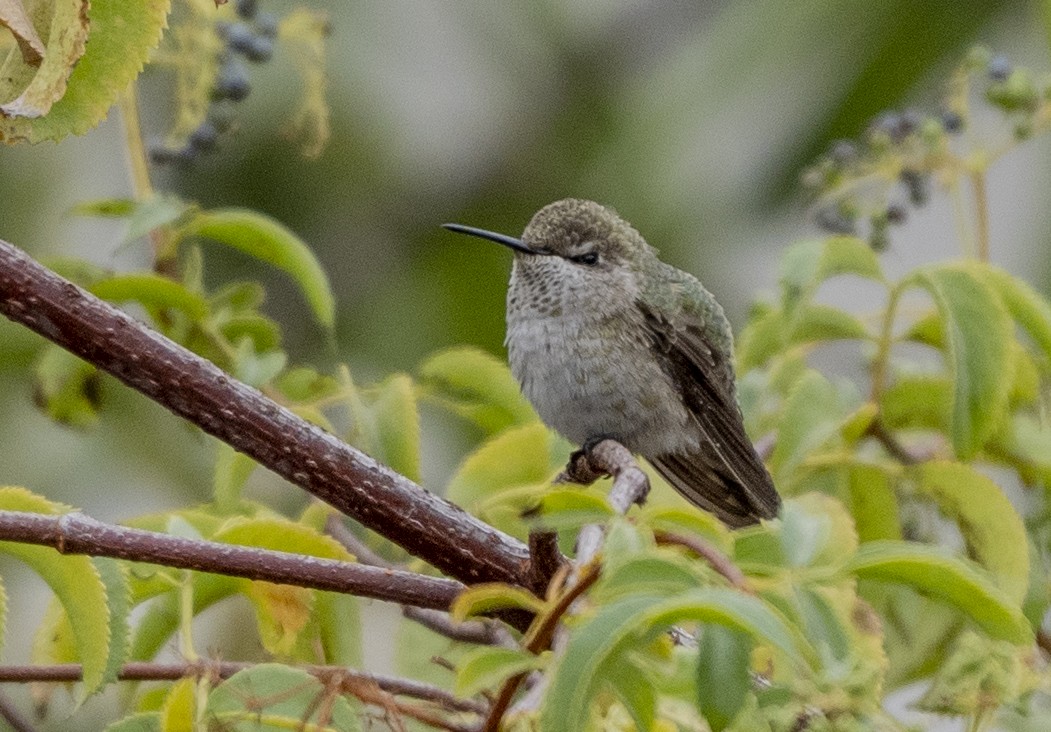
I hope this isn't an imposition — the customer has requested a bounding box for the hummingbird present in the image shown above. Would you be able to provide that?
[443,199,780,528]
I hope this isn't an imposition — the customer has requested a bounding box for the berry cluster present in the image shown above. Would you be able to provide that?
[150,0,279,165]
[803,47,1051,251]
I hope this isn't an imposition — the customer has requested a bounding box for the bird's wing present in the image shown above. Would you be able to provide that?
[636,300,781,526]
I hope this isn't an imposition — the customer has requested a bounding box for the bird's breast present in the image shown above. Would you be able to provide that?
[506,305,693,456]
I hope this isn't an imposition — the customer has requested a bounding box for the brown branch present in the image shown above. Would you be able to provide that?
[1037,629,1051,657]
[327,515,515,645]
[653,530,749,591]
[526,530,565,595]
[0,690,35,732]
[0,510,463,609]
[0,238,530,587]
[560,438,650,566]
[0,661,486,715]
[866,420,920,465]
[481,564,603,732]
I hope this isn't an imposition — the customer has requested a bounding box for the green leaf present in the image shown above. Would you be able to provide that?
[902,265,1013,457]
[314,592,362,666]
[73,195,191,243]
[89,273,209,321]
[593,552,708,604]
[371,374,421,482]
[0,0,171,142]
[213,517,353,561]
[533,488,615,532]
[207,664,360,731]
[212,444,258,513]
[788,304,870,345]
[455,646,543,697]
[180,208,335,329]
[697,625,752,731]
[3,538,114,697]
[608,662,658,732]
[780,236,884,307]
[446,422,559,511]
[769,370,842,484]
[913,461,1029,604]
[846,464,902,542]
[736,306,785,372]
[129,574,238,663]
[981,265,1051,371]
[33,345,101,428]
[846,541,1032,644]
[540,590,813,732]
[880,375,952,433]
[418,346,537,434]
[637,505,733,553]
[450,584,546,620]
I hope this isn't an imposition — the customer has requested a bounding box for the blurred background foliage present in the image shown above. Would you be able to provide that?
[2,0,1051,698]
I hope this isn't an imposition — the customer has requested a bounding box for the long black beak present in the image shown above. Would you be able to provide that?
[442,223,543,255]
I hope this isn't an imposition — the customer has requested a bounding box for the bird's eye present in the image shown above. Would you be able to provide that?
[572,252,599,266]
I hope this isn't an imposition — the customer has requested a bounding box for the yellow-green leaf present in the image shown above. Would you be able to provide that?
[180,208,335,329]
[371,373,421,482]
[418,346,536,434]
[90,273,208,321]
[847,541,1031,644]
[455,646,543,697]
[903,265,1012,458]
[1,0,171,142]
[450,584,546,621]
[446,421,560,510]
[913,461,1029,604]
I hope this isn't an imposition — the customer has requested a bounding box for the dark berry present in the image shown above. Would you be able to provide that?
[236,0,258,20]
[207,101,237,132]
[148,142,179,165]
[255,12,279,38]
[226,23,256,55]
[886,203,907,224]
[900,169,929,206]
[815,207,856,235]
[189,121,219,152]
[940,110,963,134]
[212,60,251,102]
[988,54,1011,82]
[899,109,921,136]
[244,35,273,63]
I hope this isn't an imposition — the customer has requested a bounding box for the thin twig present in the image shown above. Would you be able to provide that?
[866,420,920,465]
[0,661,486,715]
[0,510,463,610]
[0,238,531,588]
[0,689,35,732]
[327,515,515,646]
[653,530,749,591]
[481,566,603,732]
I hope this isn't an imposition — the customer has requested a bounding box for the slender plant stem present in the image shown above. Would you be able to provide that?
[118,86,154,201]
[970,170,990,262]
[870,284,903,402]
[947,176,976,258]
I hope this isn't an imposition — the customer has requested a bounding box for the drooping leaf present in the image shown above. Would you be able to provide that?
[788,304,870,345]
[370,373,421,482]
[446,421,559,511]
[913,461,1029,604]
[159,678,195,731]
[880,375,952,433]
[779,236,884,308]
[417,346,536,434]
[73,195,191,243]
[697,625,753,731]
[180,208,335,329]
[33,345,101,427]
[846,464,902,542]
[450,584,546,621]
[211,444,258,513]
[455,646,544,697]
[533,488,615,533]
[540,590,813,732]
[593,552,709,604]
[89,273,209,321]
[980,264,1051,371]
[0,0,171,142]
[846,541,1031,644]
[769,370,842,485]
[902,265,1013,457]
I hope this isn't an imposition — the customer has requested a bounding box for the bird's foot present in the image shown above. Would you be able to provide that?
[555,437,651,510]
